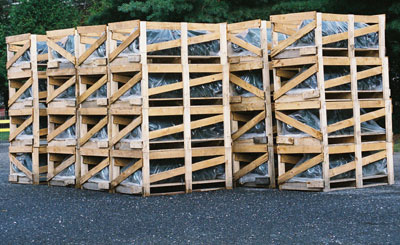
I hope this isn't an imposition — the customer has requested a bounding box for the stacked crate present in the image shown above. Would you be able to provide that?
[7,33,48,184]
[46,28,78,186]
[227,20,275,188]
[140,21,231,196]
[107,20,143,194]
[270,12,394,191]
[76,25,111,191]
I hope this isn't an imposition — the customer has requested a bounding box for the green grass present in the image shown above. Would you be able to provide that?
[0,132,9,141]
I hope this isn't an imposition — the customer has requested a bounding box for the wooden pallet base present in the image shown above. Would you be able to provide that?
[49,177,75,187]
[82,180,110,191]
[8,173,33,184]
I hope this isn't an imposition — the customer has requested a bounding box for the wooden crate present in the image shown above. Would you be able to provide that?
[228,20,275,188]
[270,12,394,191]
[7,33,48,184]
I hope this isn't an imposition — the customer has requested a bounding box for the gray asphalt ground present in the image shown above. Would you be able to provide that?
[0,144,399,244]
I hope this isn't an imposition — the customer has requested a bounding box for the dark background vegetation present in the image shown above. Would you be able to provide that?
[1,0,399,131]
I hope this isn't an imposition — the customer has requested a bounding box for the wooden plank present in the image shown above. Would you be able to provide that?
[329,150,386,178]
[79,116,108,146]
[80,157,109,185]
[233,153,268,181]
[271,20,316,57]
[149,114,224,140]
[110,72,141,104]
[149,156,225,183]
[110,159,142,188]
[230,73,265,99]
[78,74,107,104]
[228,34,262,56]
[274,64,318,99]
[231,111,265,141]
[325,66,382,89]
[322,24,379,45]
[147,38,181,53]
[9,116,33,141]
[272,56,317,68]
[6,40,30,69]
[111,116,141,145]
[47,155,75,181]
[46,76,76,103]
[277,145,322,154]
[47,39,76,65]
[278,153,324,184]
[276,111,322,140]
[47,116,76,142]
[275,101,320,110]
[10,153,33,180]
[77,33,107,65]
[109,28,140,62]
[8,77,33,107]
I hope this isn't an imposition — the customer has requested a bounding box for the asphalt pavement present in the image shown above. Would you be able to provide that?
[0,143,399,244]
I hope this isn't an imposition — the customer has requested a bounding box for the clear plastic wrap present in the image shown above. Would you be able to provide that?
[281,110,320,136]
[149,73,182,98]
[56,85,76,100]
[89,126,108,142]
[14,40,48,65]
[238,162,269,185]
[87,84,107,100]
[12,153,33,173]
[363,153,387,176]
[17,79,47,102]
[190,73,222,97]
[57,164,75,177]
[55,125,76,139]
[120,83,141,100]
[240,121,266,140]
[90,166,109,182]
[291,20,378,49]
[121,125,141,142]
[51,35,74,61]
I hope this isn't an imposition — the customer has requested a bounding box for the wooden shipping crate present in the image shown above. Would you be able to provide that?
[270,12,393,191]
[228,20,275,188]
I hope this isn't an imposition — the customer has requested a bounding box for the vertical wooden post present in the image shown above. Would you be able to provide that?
[140,21,150,196]
[74,29,81,187]
[31,35,40,184]
[315,13,330,191]
[220,23,232,189]
[181,23,192,193]
[348,15,363,188]
[261,21,275,188]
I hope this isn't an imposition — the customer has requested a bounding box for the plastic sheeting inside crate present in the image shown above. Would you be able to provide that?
[56,85,76,100]
[149,73,182,98]
[55,125,76,139]
[87,84,107,100]
[14,40,48,65]
[12,153,47,176]
[17,79,47,101]
[57,164,75,177]
[291,20,378,49]
[239,121,266,140]
[51,35,74,61]
[89,126,108,142]
[120,83,141,100]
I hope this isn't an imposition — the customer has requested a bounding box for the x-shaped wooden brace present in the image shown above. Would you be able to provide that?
[230,73,265,99]
[8,77,33,107]
[47,154,75,181]
[80,157,110,186]
[78,74,107,104]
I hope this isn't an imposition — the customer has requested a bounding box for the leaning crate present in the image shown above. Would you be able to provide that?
[227,20,275,188]
[46,28,79,187]
[7,33,48,184]
[270,12,394,191]
[76,24,111,191]
[108,20,143,194]
[137,21,232,196]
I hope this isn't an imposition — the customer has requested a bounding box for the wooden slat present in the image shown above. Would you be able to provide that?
[231,111,265,141]
[47,116,76,142]
[111,116,141,145]
[230,73,265,99]
[47,155,75,181]
[79,116,108,146]
[275,111,322,140]
[278,153,324,184]
[47,76,76,103]
[6,40,30,69]
[233,153,268,181]
[78,74,107,104]
[10,153,33,180]
[110,72,141,104]
[325,66,382,89]
[8,77,33,107]
[271,20,316,57]
[109,28,140,62]
[47,39,76,64]
[80,157,109,185]
[147,38,181,53]
[322,24,379,45]
[228,34,262,56]
[274,64,318,99]
[77,33,107,65]
[9,116,33,141]
[110,159,143,188]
